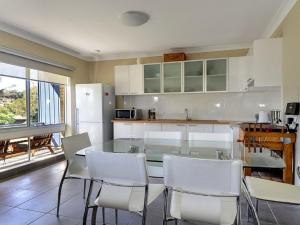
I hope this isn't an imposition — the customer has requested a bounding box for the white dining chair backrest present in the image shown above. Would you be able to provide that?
[163,155,242,196]
[86,151,148,186]
[62,132,91,161]
[144,131,182,140]
[188,132,233,142]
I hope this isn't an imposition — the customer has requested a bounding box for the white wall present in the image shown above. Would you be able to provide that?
[124,90,281,121]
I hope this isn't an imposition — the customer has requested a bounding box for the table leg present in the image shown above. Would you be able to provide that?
[283,143,293,184]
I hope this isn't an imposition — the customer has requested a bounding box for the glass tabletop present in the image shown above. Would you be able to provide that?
[76,138,285,169]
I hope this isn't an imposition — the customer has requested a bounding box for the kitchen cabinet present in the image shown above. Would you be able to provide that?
[115,65,129,95]
[113,123,132,139]
[163,62,182,93]
[144,123,162,132]
[144,64,161,93]
[228,56,253,92]
[131,123,145,139]
[187,124,213,134]
[184,60,204,92]
[253,38,282,87]
[114,65,143,95]
[161,124,187,140]
[206,59,228,92]
[213,124,232,133]
[129,65,143,94]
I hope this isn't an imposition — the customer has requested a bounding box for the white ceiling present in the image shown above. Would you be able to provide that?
[0,0,294,61]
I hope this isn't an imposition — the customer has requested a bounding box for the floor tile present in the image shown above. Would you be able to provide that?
[0,207,44,225]
[29,213,81,225]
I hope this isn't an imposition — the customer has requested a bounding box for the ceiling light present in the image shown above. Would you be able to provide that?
[120,11,149,27]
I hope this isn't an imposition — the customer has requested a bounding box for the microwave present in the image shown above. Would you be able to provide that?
[115,109,142,120]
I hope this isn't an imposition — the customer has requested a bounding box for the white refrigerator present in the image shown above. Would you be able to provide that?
[75,83,115,145]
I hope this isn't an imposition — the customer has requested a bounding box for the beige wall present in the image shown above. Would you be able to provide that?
[0,30,90,135]
[279,1,300,105]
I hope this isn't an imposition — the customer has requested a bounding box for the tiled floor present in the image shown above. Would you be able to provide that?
[0,161,299,225]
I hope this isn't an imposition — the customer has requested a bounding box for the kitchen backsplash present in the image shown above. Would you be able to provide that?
[123,90,282,121]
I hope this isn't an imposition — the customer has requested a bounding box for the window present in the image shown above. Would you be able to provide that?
[0,62,69,168]
[0,76,27,126]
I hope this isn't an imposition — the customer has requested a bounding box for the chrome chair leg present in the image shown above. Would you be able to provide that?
[83,180,94,225]
[56,161,69,217]
[102,207,106,225]
[83,179,87,199]
[115,209,118,225]
[91,207,98,225]
[163,188,168,225]
[174,219,178,225]
[142,185,149,225]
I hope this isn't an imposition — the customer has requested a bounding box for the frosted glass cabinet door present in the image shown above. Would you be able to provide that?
[184,60,204,92]
[163,62,182,93]
[206,59,227,92]
[144,64,161,93]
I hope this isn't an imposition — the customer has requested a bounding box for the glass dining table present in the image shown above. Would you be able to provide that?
[76,138,285,177]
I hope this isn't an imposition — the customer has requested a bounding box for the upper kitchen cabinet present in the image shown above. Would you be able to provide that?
[163,62,182,93]
[114,65,143,95]
[184,60,204,92]
[143,64,161,93]
[115,65,129,95]
[228,56,253,92]
[253,38,282,87]
[205,59,228,92]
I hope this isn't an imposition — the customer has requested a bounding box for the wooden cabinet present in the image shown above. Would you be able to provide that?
[163,62,182,93]
[206,59,228,92]
[143,64,161,93]
[184,60,204,92]
[253,38,282,87]
[228,56,253,92]
[114,65,143,95]
[161,123,187,140]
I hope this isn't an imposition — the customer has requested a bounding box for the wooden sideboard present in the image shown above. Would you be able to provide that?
[239,123,296,184]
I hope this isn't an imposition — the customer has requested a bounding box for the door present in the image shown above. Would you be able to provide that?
[144,64,161,93]
[161,124,186,140]
[228,57,252,92]
[129,65,143,94]
[206,59,228,92]
[76,84,103,123]
[113,123,132,139]
[163,62,182,93]
[132,123,145,138]
[184,60,204,92]
[102,84,115,123]
[78,122,103,145]
[115,65,129,95]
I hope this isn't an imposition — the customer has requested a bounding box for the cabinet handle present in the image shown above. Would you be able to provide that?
[188,124,197,127]
[176,124,185,126]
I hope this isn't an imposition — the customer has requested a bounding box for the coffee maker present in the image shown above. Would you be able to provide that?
[285,102,299,133]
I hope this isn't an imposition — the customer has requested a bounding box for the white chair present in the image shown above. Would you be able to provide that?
[188,132,233,142]
[56,132,91,217]
[163,155,242,225]
[144,131,182,177]
[144,131,182,140]
[245,176,300,217]
[86,151,165,225]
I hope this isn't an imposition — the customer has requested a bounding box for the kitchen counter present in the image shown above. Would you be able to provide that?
[112,119,245,125]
